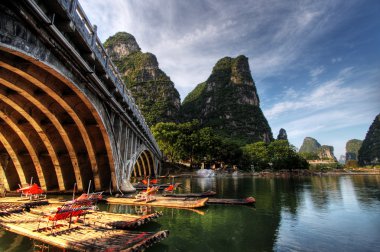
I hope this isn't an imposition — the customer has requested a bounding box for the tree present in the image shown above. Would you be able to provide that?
[152,120,227,167]
[216,139,242,165]
[299,152,319,160]
[151,122,182,162]
[268,140,308,170]
[242,141,270,171]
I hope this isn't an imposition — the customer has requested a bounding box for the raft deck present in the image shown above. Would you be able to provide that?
[207,197,256,205]
[133,183,178,190]
[0,196,49,206]
[106,196,208,208]
[30,205,163,229]
[0,211,168,251]
[162,190,216,198]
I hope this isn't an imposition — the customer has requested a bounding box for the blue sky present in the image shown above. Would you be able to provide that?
[81,0,380,158]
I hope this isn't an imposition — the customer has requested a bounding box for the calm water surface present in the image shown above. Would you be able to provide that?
[1,175,379,251]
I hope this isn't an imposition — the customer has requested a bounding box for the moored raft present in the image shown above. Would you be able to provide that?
[30,205,163,230]
[0,211,169,251]
[0,203,24,216]
[106,196,208,208]
[133,183,179,190]
[0,196,49,206]
[162,190,217,198]
[207,197,256,205]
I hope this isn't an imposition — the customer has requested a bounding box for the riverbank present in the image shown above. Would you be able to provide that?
[161,161,380,177]
[163,167,380,178]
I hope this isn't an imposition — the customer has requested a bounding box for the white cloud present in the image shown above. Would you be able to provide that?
[264,77,351,119]
[332,57,342,63]
[77,0,379,158]
[310,66,325,79]
[308,66,325,85]
[280,108,377,157]
[267,68,380,157]
[283,87,299,99]
[80,0,340,99]
[297,11,321,28]
[338,67,354,78]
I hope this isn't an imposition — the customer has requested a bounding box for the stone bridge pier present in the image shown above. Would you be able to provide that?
[0,0,162,193]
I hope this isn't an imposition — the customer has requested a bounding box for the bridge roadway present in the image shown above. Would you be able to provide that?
[0,0,162,193]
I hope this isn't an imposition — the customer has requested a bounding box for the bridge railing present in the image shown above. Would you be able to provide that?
[55,0,160,154]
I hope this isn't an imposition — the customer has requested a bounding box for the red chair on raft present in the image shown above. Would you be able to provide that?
[17,183,46,200]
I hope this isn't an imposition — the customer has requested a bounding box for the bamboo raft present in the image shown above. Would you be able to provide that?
[0,211,168,251]
[133,183,174,190]
[207,197,256,205]
[162,190,217,198]
[0,196,49,205]
[30,205,163,229]
[106,196,208,208]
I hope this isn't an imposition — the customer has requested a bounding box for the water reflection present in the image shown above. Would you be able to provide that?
[1,175,379,252]
[105,204,157,215]
[274,175,380,252]
[197,177,216,192]
[0,230,33,252]
[351,175,380,203]
[153,175,380,252]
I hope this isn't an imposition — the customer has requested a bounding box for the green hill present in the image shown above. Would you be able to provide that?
[104,32,181,126]
[358,114,380,166]
[181,55,273,145]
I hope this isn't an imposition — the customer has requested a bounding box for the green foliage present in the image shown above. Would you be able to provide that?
[151,122,183,162]
[181,55,273,145]
[346,139,362,161]
[242,140,309,171]
[317,145,336,161]
[345,160,359,168]
[299,152,319,160]
[103,32,136,49]
[268,140,309,170]
[207,57,233,84]
[214,139,242,165]
[104,34,180,126]
[309,163,342,172]
[242,142,270,170]
[299,137,321,154]
[358,114,380,165]
[181,82,207,105]
[152,121,241,166]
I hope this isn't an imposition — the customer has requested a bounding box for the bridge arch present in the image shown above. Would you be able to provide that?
[131,149,157,178]
[0,0,162,193]
[0,110,46,189]
[0,49,112,191]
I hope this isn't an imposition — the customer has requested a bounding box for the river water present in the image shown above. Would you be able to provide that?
[1,175,379,251]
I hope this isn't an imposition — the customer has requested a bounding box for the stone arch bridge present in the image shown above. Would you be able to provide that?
[0,0,162,193]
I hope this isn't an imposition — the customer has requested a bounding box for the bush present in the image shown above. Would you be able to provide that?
[242,140,309,171]
[345,160,359,168]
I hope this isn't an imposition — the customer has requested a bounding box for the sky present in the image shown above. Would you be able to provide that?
[80,0,380,158]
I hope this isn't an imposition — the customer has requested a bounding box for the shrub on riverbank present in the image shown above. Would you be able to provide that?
[152,120,242,167]
[153,122,308,171]
[242,140,309,171]
[309,162,342,172]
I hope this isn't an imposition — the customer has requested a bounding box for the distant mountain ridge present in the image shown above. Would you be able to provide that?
[299,137,337,161]
[181,55,273,144]
[299,137,321,154]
